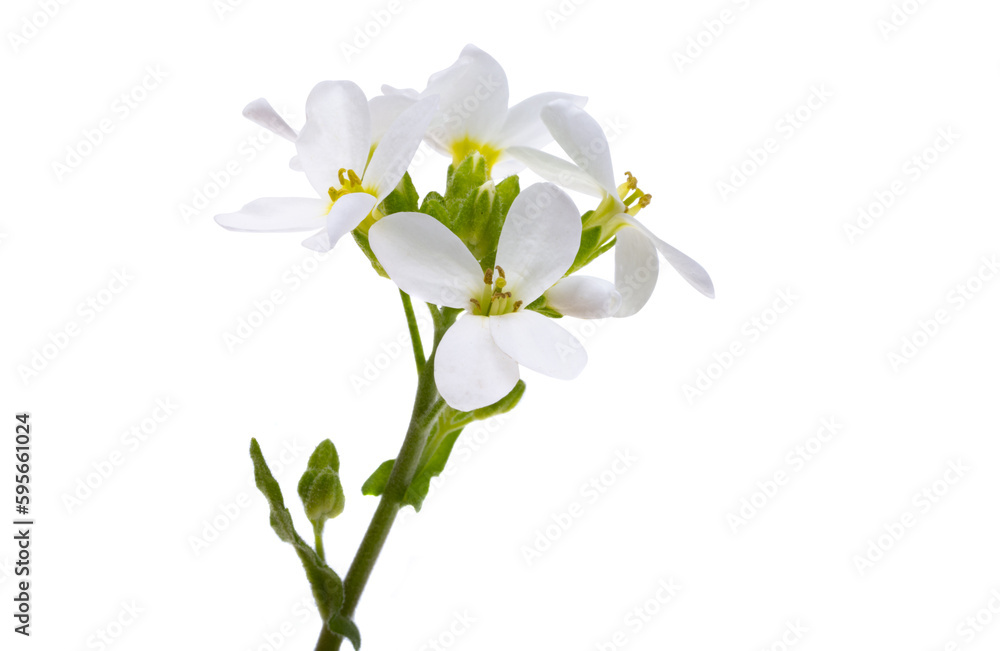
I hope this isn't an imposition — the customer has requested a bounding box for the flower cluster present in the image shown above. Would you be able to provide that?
[216,44,713,411]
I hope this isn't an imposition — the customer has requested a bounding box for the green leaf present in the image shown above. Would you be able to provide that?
[361,459,395,497]
[250,439,345,621]
[404,427,463,511]
[361,381,527,509]
[328,613,362,650]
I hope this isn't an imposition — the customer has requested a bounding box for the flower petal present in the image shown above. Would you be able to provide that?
[369,94,417,143]
[625,218,715,299]
[490,310,587,380]
[299,193,377,253]
[496,92,587,149]
[421,44,509,150]
[368,212,484,309]
[545,276,622,318]
[541,100,617,195]
[363,96,438,201]
[295,81,371,196]
[494,183,580,306]
[614,226,659,318]
[505,146,606,198]
[435,315,520,411]
[242,98,298,142]
[214,197,328,232]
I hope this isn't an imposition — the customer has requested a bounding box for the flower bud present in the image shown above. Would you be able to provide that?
[297,439,345,525]
[298,467,345,523]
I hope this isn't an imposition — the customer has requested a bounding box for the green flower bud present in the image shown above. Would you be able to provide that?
[298,468,345,523]
[298,439,345,526]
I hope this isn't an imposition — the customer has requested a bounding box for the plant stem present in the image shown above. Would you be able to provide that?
[399,291,425,373]
[313,522,325,562]
[315,309,456,651]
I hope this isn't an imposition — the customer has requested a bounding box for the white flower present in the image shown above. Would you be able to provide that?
[508,100,714,317]
[369,183,620,411]
[382,44,587,176]
[215,81,437,252]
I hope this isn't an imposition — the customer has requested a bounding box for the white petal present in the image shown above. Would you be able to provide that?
[625,218,715,299]
[421,44,509,150]
[289,156,303,171]
[494,183,580,306]
[324,192,378,249]
[301,228,331,252]
[545,276,622,318]
[614,227,659,318]
[489,157,526,180]
[214,197,328,232]
[368,212,484,309]
[295,81,371,196]
[369,94,417,143]
[541,100,617,195]
[490,310,587,380]
[243,98,297,142]
[299,193,378,253]
[506,146,605,198]
[363,96,438,201]
[496,92,587,149]
[434,315,520,411]
[381,85,420,99]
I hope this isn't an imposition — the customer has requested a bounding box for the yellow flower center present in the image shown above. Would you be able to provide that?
[328,168,369,205]
[450,137,503,172]
[468,265,523,316]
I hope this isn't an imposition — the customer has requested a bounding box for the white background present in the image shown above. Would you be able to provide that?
[3,0,1000,649]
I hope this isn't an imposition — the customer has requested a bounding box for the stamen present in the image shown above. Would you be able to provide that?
[513,300,523,312]
[338,168,349,186]
[483,268,494,285]
[495,266,505,279]
[347,169,362,186]
[626,194,652,216]
[624,189,644,206]
[469,298,482,314]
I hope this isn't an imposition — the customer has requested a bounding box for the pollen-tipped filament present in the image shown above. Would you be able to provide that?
[470,265,523,316]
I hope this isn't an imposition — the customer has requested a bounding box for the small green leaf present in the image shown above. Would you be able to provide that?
[328,613,362,650]
[404,428,463,511]
[361,459,395,497]
[250,438,297,543]
[370,381,528,510]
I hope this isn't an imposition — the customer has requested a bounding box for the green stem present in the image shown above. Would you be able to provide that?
[313,522,325,562]
[399,291,425,373]
[315,309,457,651]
